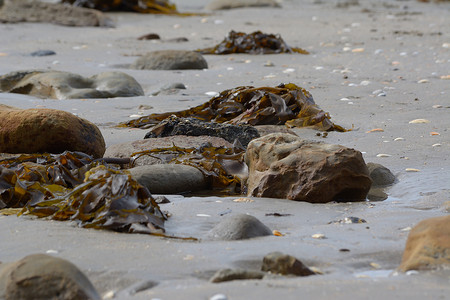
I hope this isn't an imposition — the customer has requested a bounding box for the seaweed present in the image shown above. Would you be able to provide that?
[0,151,166,235]
[120,83,346,132]
[61,0,176,14]
[197,31,309,55]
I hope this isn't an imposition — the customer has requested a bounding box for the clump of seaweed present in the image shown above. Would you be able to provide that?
[61,0,182,14]
[0,151,166,235]
[197,31,309,54]
[120,83,346,132]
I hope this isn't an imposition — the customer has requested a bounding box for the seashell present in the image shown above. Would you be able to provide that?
[233,198,254,203]
[394,137,405,141]
[312,233,326,239]
[409,119,430,124]
[273,230,284,236]
[352,48,365,53]
[430,132,440,136]
[366,128,384,133]
[196,214,211,217]
[376,154,391,157]
[405,168,420,172]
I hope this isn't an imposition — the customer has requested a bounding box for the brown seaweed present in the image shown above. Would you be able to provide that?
[120,83,346,132]
[61,0,188,15]
[197,31,309,55]
[0,151,166,235]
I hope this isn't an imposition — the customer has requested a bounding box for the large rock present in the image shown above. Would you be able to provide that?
[130,50,208,70]
[399,215,450,272]
[0,70,144,100]
[206,213,272,240]
[129,164,208,194]
[261,252,315,277]
[0,254,100,300]
[0,0,113,27]
[105,135,233,166]
[0,105,105,158]
[144,116,260,147]
[245,133,372,203]
[205,0,281,10]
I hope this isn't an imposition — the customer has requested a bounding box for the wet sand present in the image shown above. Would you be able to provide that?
[1,0,449,299]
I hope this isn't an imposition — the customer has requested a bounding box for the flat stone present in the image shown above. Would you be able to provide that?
[261,252,315,276]
[210,268,264,283]
[131,50,208,70]
[205,0,281,10]
[207,213,272,240]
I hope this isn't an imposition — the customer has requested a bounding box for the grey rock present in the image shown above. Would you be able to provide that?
[0,70,144,99]
[29,49,56,57]
[245,133,372,203]
[207,214,272,240]
[129,164,208,194]
[0,0,114,27]
[131,50,208,70]
[152,82,186,96]
[0,254,101,300]
[205,0,281,10]
[210,268,264,283]
[104,136,233,166]
[261,252,315,276]
[144,116,260,147]
[367,162,396,186]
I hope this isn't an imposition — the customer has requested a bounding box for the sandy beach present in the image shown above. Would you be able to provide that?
[0,0,449,299]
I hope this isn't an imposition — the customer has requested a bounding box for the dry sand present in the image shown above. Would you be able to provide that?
[0,0,449,299]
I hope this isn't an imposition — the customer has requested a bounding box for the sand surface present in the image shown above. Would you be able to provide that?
[0,0,449,299]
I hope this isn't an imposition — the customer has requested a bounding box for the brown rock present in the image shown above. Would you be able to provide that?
[0,0,113,27]
[399,215,450,272]
[245,133,372,203]
[261,252,315,276]
[0,106,105,158]
[104,135,232,166]
[0,254,100,300]
[130,50,208,70]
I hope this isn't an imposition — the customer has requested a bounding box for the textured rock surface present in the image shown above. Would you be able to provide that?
[366,162,396,186]
[205,0,281,10]
[0,254,100,300]
[210,268,265,283]
[0,70,144,100]
[261,252,315,276]
[207,213,272,240]
[144,116,260,147]
[245,133,372,203]
[105,135,232,166]
[129,164,208,194]
[131,50,208,70]
[0,0,113,27]
[399,215,450,272]
[0,105,105,158]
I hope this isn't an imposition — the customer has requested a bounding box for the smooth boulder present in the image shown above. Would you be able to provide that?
[0,254,100,300]
[130,50,208,70]
[367,162,396,186]
[0,105,105,158]
[0,70,144,100]
[207,213,272,240]
[399,215,450,272]
[245,133,372,203]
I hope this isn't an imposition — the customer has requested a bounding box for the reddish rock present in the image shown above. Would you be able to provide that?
[262,252,315,276]
[0,105,105,158]
[244,133,372,203]
[399,215,450,272]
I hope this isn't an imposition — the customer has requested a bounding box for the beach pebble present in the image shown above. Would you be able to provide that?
[261,252,315,276]
[210,294,228,300]
[130,50,208,70]
[206,214,272,240]
[376,154,391,158]
[29,49,56,56]
[405,168,420,172]
[312,233,326,239]
[210,269,264,283]
[205,0,280,10]
[0,254,101,300]
[417,79,429,84]
[394,137,405,141]
[352,48,365,53]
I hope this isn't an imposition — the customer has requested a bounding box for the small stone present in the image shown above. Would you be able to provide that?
[210,269,264,283]
[207,214,272,240]
[376,154,391,158]
[210,294,228,300]
[394,137,405,141]
[366,163,396,186]
[352,48,365,53]
[312,233,326,239]
[29,50,56,56]
[440,75,450,80]
[137,33,160,40]
[261,252,315,276]
[405,168,420,172]
[417,79,429,84]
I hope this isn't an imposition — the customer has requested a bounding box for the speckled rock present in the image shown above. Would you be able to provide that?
[0,254,100,300]
[0,105,105,158]
[399,215,450,272]
[245,133,372,203]
[130,50,208,70]
[207,213,272,240]
[0,70,144,100]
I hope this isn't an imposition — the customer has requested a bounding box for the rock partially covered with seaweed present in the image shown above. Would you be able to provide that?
[121,83,345,132]
[0,105,105,158]
[0,70,144,100]
[197,31,308,54]
[144,116,260,147]
[0,151,166,235]
[61,0,183,14]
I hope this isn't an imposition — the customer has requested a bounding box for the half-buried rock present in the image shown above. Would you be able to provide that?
[130,50,208,70]
[0,254,100,300]
[399,215,450,272]
[245,133,372,203]
[0,70,144,99]
[0,105,105,158]
[207,213,272,240]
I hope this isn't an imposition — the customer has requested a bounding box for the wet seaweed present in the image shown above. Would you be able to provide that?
[197,31,309,55]
[0,151,166,235]
[120,83,346,132]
